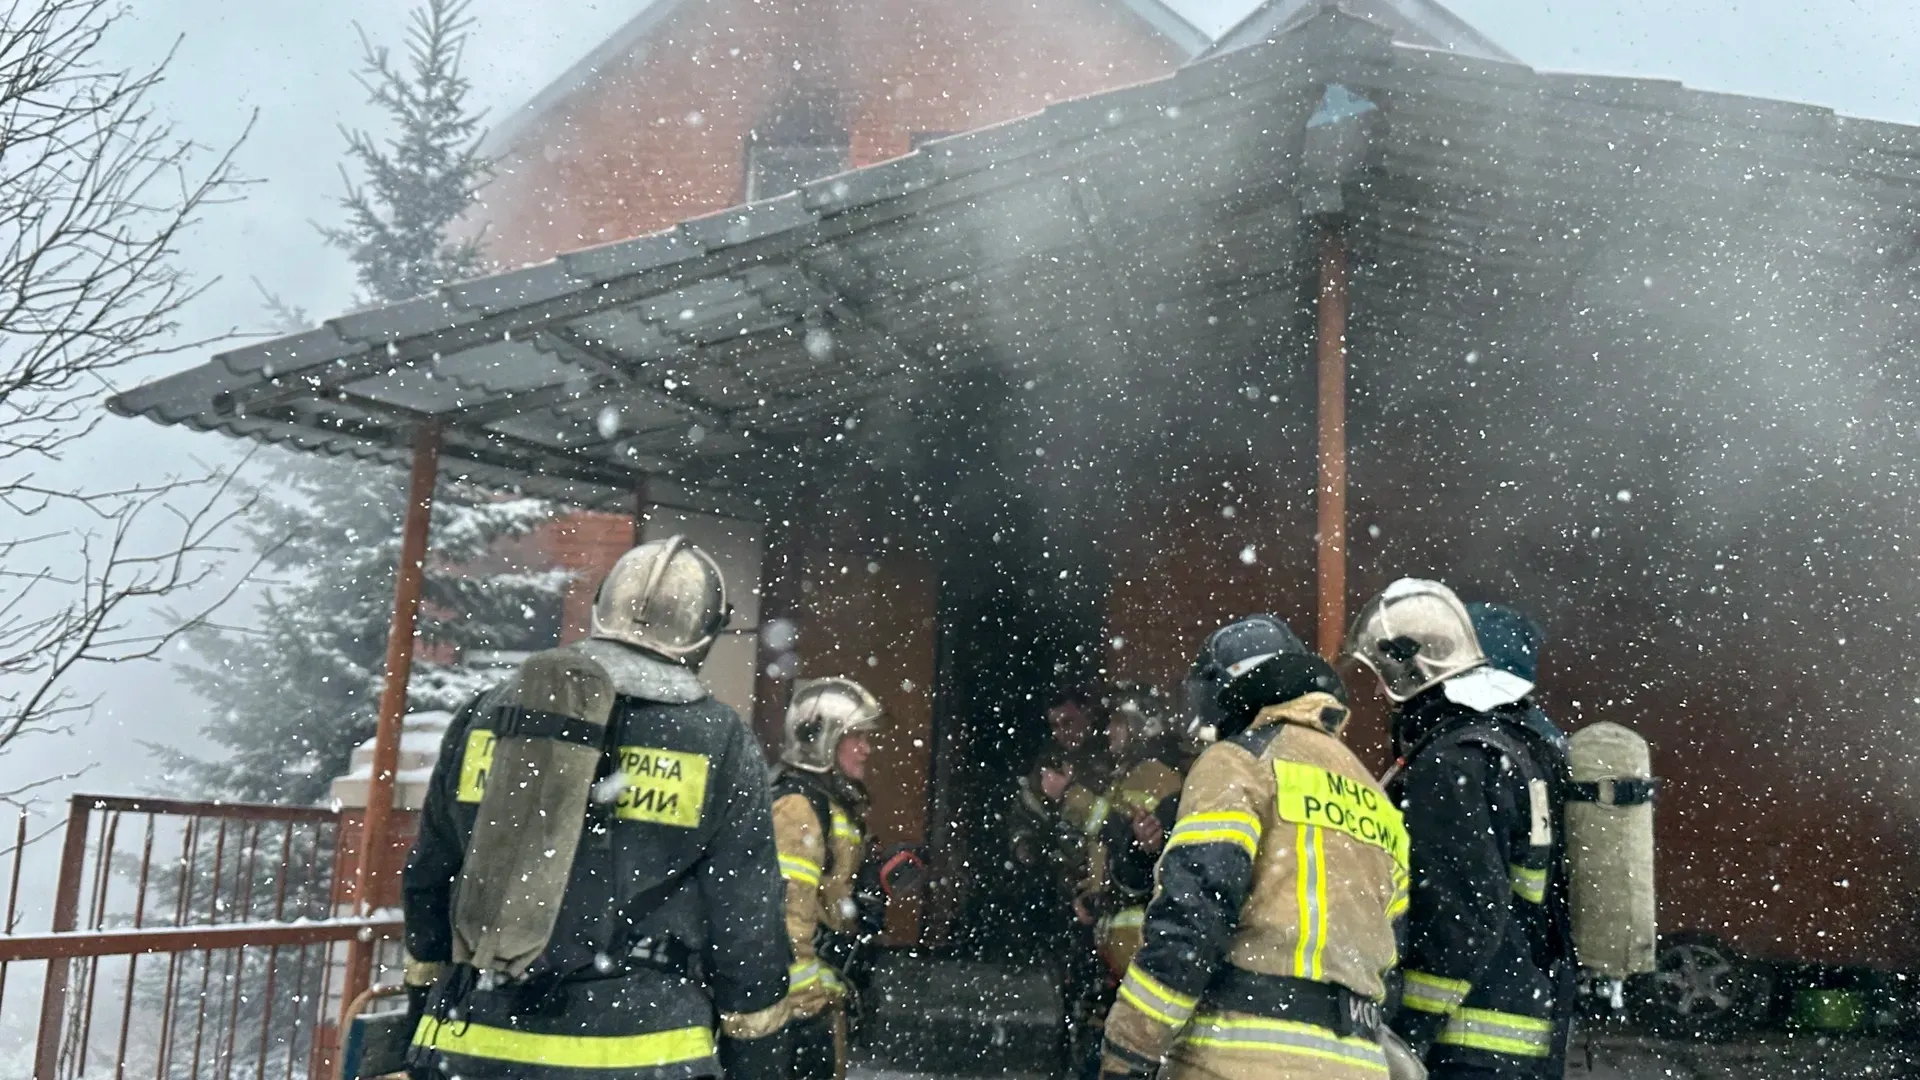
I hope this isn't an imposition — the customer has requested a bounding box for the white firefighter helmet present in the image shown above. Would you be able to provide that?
[1344,578,1488,702]
[589,536,730,666]
[782,677,884,773]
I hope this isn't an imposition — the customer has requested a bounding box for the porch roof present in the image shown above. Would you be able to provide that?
[109,13,1920,518]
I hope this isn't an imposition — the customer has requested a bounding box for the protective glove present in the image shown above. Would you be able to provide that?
[1381,1027,1429,1080]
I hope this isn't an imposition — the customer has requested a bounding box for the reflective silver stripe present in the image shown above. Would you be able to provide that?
[1436,1007,1553,1057]
[1184,1013,1388,1073]
[779,855,821,886]
[1509,863,1547,904]
[1166,811,1262,858]
[1402,971,1471,1015]
[789,961,823,990]
[1118,964,1197,1027]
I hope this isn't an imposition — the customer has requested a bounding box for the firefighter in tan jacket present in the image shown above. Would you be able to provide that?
[765,677,921,1080]
[1101,615,1411,1080]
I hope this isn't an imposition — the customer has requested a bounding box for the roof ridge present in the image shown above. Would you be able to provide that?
[1201,0,1516,63]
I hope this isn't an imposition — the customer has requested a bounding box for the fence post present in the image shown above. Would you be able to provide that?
[34,796,94,1080]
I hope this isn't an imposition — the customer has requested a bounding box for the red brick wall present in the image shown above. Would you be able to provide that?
[473,0,1181,266]
[534,512,636,642]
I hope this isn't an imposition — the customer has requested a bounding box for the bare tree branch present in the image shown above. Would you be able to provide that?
[0,0,253,759]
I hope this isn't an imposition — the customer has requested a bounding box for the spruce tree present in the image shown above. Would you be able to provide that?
[164,0,566,806]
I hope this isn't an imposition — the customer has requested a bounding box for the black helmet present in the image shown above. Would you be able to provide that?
[1188,614,1347,740]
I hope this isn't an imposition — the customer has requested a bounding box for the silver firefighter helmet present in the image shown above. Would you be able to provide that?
[1344,578,1488,702]
[782,677,884,773]
[589,536,731,666]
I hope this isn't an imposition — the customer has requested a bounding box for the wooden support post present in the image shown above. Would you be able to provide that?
[341,421,441,1019]
[1315,225,1350,661]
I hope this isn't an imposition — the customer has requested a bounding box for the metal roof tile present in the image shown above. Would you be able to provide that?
[559,231,700,284]
[444,263,585,314]
[678,191,818,251]
[327,295,472,347]
[217,324,358,376]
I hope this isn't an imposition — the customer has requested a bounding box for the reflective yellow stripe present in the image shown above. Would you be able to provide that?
[413,1018,715,1069]
[1117,963,1197,1027]
[1509,863,1548,904]
[1309,826,1329,979]
[1107,906,1146,930]
[779,855,821,887]
[789,960,823,991]
[830,808,861,846]
[1436,1007,1553,1057]
[1166,811,1262,858]
[1291,824,1330,978]
[1184,1014,1387,1074]
[1402,971,1471,1015]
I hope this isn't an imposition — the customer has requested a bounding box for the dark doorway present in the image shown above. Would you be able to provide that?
[919,371,1108,963]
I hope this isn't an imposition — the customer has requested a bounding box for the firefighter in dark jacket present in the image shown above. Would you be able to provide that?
[1101,615,1411,1080]
[1347,580,1575,1079]
[764,677,921,1080]
[1080,684,1185,982]
[403,538,793,1080]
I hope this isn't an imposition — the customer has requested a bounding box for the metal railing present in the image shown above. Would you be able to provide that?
[0,794,403,1080]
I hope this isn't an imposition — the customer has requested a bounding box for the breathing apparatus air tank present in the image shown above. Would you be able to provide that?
[1564,721,1659,979]
[452,647,616,981]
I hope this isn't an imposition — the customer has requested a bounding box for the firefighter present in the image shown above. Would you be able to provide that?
[1045,689,1112,793]
[1101,614,1410,1080]
[1009,747,1106,887]
[402,538,792,1080]
[1064,686,1186,1080]
[1080,684,1185,980]
[767,677,922,1080]
[1006,691,1111,1079]
[1347,581,1576,1079]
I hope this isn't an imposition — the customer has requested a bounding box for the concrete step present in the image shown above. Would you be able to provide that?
[857,952,1064,1077]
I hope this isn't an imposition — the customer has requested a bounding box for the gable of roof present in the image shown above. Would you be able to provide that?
[481,0,682,159]
[481,0,1208,160]
[1201,0,1515,62]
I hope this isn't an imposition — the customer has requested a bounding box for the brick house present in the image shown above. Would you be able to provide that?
[461,0,1214,944]
[481,0,1208,676]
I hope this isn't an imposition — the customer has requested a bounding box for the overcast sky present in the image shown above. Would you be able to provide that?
[11,0,1920,816]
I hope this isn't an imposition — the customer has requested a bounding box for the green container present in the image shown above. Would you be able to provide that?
[1790,989,1866,1032]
